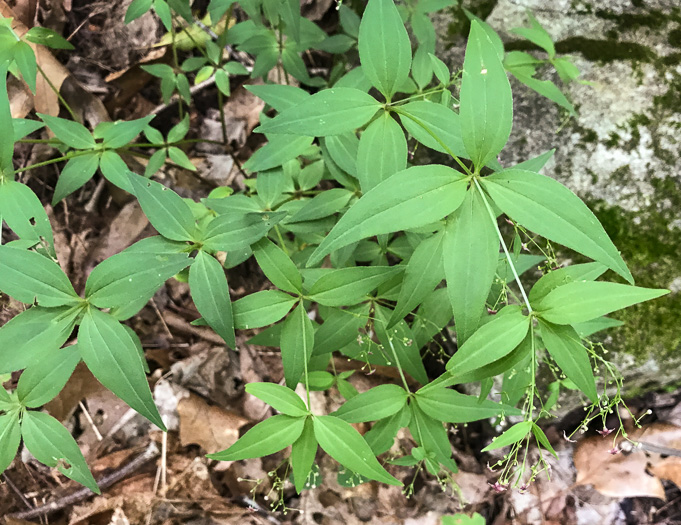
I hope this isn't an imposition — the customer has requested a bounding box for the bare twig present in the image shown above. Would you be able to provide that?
[6,442,160,521]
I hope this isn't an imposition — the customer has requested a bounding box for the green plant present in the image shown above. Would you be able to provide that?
[0,0,670,501]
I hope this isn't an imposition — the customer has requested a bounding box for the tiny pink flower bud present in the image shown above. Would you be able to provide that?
[488,481,507,493]
[597,427,613,437]
[608,447,620,455]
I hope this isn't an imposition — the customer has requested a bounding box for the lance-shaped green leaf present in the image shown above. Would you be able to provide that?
[253,238,302,295]
[233,290,297,329]
[0,65,14,173]
[288,188,353,223]
[201,211,286,252]
[207,414,306,461]
[244,134,314,172]
[129,174,197,241]
[513,148,555,173]
[415,388,520,423]
[444,187,499,343]
[332,384,408,423]
[450,330,534,384]
[313,415,402,485]
[290,418,317,493]
[539,321,597,403]
[37,114,95,150]
[482,420,532,452]
[409,403,458,472]
[396,101,467,159]
[0,245,80,307]
[481,169,633,283]
[529,262,607,304]
[309,266,401,307]
[358,0,411,100]
[510,12,555,57]
[17,345,80,407]
[0,306,78,374]
[0,181,55,255]
[97,115,155,149]
[280,303,314,388]
[52,153,100,204]
[255,88,381,136]
[246,383,309,417]
[446,308,530,376]
[325,132,359,176]
[86,251,190,309]
[357,111,407,191]
[21,411,99,493]
[375,306,429,385]
[573,317,623,338]
[459,20,513,169]
[78,307,165,430]
[0,413,20,475]
[313,304,370,356]
[189,251,236,348]
[245,83,310,112]
[532,423,558,458]
[309,165,468,266]
[390,230,445,326]
[364,406,410,455]
[536,281,668,325]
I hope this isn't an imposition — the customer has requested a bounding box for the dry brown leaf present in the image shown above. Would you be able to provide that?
[573,422,681,499]
[90,200,149,262]
[45,362,106,421]
[177,392,248,454]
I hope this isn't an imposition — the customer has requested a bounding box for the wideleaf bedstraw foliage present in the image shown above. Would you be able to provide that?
[0,0,669,496]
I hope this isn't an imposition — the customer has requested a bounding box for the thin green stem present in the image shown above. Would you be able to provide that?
[386,335,411,394]
[388,85,448,107]
[36,64,77,121]
[170,24,184,121]
[13,149,93,174]
[473,178,532,313]
[273,225,289,255]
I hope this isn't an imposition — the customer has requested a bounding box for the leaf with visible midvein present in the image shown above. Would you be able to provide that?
[52,154,100,204]
[332,384,408,423]
[481,169,633,283]
[0,181,55,254]
[0,245,80,307]
[246,383,309,417]
[280,303,314,388]
[17,345,80,407]
[445,308,530,376]
[78,308,165,430]
[444,187,499,343]
[482,420,532,452]
[253,238,302,295]
[396,101,467,159]
[129,174,197,241]
[313,304,370,356]
[313,415,402,485]
[528,262,607,304]
[375,305,428,385]
[390,230,445,327]
[254,88,381,137]
[201,211,286,252]
[309,266,401,307]
[409,403,458,472]
[539,320,598,403]
[0,413,21,475]
[233,290,297,329]
[0,306,78,374]
[357,111,407,191]
[358,0,412,99]
[86,251,191,309]
[535,281,668,325]
[21,411,99,493]
[415,388,521,423]
[290,418,317,493]
[459,20,513,169]
[189,251,236,348]
[207,414,306,461]
[308,165,468,266]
